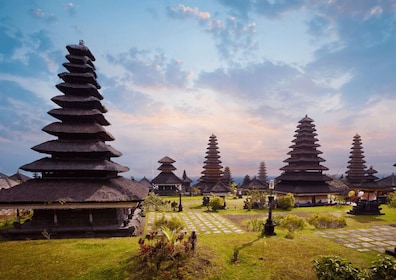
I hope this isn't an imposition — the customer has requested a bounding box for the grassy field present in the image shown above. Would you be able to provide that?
[0,197,395,280]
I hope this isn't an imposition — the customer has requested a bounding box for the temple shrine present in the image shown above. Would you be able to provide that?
[0,42,148,239]
[346,135,384,215]
[275,115,338,206]
[151,156,183,196]
[195,134,230,206]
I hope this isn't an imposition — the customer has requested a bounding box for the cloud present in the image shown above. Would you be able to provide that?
[167,4,210,21]
[168,3,257,61]
[30,8,57,23]
[207,16,257,60]
[254,0,305,19]
[105,48,192,90]
[64,2,76,16]
[305,1,396,106]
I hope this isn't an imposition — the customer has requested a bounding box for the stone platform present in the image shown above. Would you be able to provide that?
[315,225,396,255]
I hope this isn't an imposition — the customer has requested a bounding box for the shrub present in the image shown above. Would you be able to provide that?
[313,255,364,280]
[278,214,307,231]
[246,217,265,232]
[208,196,223,211]
[306,213,346,229]
[277,193,295,210]
[387,192,396,208]
[138,227,196,273]
[369,255,396,280]
[143,192,167,211]
[285,230,295,239]
[154,215,184,232]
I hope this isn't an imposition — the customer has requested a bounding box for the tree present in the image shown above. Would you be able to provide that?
[223,166,233,186]
[242,175,251,186]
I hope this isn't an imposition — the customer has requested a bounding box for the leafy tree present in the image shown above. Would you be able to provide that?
[223,166,233,186]
[242,175,251,186]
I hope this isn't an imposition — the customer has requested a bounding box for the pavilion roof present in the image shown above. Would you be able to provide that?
[151,172,183,185]
[0,177,147,204]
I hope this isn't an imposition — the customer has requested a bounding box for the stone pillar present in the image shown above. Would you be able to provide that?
[89,210,93,225]
[53,210,58,224]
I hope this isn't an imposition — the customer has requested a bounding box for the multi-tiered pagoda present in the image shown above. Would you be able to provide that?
[345,134,367,187]
[275,115,337,205]
[195,134,230,205]
[345,135,384,215]
[151,156,183,196]
[0,42,148,239]
[200,134,224,187]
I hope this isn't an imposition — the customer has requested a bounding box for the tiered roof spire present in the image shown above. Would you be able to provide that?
[275,115,334,197]
[0,42,147,211]
[199,134,223,183]
[345,134,367,187]
[258,161,268,183]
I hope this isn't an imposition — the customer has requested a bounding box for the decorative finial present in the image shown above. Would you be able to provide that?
[79,40,85,46]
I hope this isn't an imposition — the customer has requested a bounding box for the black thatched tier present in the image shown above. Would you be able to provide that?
[51,95,106,111]
[32,140,122,157]
[42,122,114,141]
[48,108,110,125]
[20,158,128,173]
[0,177,146,203]
[56,83,103,99]
[58,72,101,89]
[62,62,97,77]
[66,44,95,61]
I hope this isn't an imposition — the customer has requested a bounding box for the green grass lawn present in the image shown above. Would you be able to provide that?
[0,197,395,280]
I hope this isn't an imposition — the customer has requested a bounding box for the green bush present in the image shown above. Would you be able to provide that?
[154,215,184,231]
[209,196,223,211]
[246,217,265,232]
[387,192,396,208]
[313,255,365,280]
[138,227,196,275]
[278,214,307,231]
[306,213,346,229]
[277,193,295,210]
[369,255,396,280]
[314,255,396,280]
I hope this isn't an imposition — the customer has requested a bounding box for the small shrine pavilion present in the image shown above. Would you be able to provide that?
[151,156,183,196]
[0,42,148,239]
[275,115,338,205]
[239,176,268,195]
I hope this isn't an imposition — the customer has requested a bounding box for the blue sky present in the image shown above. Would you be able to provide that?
[1,0,396,180]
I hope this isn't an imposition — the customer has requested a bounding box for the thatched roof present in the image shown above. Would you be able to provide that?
[0,173,18,190]
[21,158,128,173]
[48,108,109,125]
[42,122,114,140]
[152,172,182,185]
[32,140,121,156]
[0,176,148,205]
[275,182,339,195]
[56,83,103,99]
[51,95,105,112]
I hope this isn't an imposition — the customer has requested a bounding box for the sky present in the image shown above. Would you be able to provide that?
[1,0,396,181]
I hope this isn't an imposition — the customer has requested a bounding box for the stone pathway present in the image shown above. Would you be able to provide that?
[315,225,396,253]
[147,212,244,235]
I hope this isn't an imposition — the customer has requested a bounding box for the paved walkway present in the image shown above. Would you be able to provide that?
[315,225,396,253]
[147,212,244,235]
